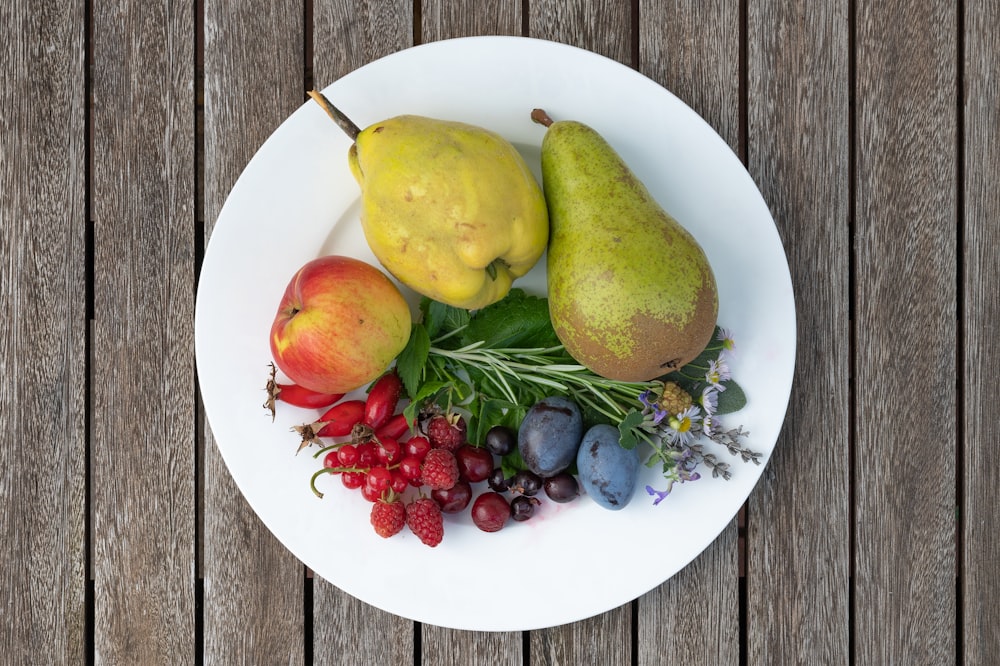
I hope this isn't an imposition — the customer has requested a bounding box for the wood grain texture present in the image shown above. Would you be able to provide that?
[745,1,852,663]
[308,3,420,659]
[202,2,306,663]
[421,625,523,666]
[962,1,1000,661]
[0,0,87,663]
[854,0,957,663]
[313,0,413,86]
[90,0,197,662]
[636,4,740,663]
[524,5,635,659]
[311,579,413,665]
[422,0,522,41]
[532,606,631,666]
[529,0,632,64]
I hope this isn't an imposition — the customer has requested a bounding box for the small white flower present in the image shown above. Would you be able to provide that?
[665,406,702,446]
[706,358,731,390]
[717,328,736,357]
[700,387,719,416]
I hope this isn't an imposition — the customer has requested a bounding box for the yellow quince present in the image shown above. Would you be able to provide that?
[347,115,549,310]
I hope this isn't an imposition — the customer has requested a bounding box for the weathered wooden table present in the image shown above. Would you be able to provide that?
[4,1,997,663]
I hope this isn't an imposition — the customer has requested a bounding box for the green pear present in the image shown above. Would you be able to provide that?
[532,109,718,382]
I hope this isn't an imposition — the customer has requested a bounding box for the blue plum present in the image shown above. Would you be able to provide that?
[517,396,584,477]
[576,424,640,510]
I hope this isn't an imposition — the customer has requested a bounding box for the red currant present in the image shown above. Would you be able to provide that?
[341,471,365,489]
[403,436,431,461]
[366,466,392,492]
[399,456,422,481]
[337,444,359,466]
[357,442,379,467]
[389,470,409,494]
[377,437,402,465]
[361,483,383,502]
[323,451,340,469]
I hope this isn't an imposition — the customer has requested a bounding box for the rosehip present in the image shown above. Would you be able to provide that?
[316,400,366,437]
[363,371,403,430]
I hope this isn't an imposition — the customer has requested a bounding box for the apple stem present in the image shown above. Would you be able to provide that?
[531,108,554,127]
[308,89,361,140]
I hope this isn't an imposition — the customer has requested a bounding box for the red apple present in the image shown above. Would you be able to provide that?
[269,255,411,394]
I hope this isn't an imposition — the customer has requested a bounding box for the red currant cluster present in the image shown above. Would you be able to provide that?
[270,368,581,547]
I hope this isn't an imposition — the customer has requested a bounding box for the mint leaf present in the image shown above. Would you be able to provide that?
[421,299,449,338]
[395,324,430,398]
[461,289,560,349]
[617,409,645,449]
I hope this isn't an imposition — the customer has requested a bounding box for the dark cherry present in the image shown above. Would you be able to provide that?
[431,480,473,513]
[471,492,510,532]
[455,445,494,483]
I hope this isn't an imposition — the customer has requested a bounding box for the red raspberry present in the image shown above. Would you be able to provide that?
[370,498,406,538]
[425,413,467,452]
[420,448,459,490]
[406,497,444,547]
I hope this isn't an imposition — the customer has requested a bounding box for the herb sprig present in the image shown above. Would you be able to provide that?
[395,289,760,504]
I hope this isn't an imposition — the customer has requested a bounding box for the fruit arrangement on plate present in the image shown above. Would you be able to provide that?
[263,91,760,547]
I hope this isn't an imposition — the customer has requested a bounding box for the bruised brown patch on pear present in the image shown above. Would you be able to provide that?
[555,277,717,382]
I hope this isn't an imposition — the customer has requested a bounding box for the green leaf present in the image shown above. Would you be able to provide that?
[421,299,450,338]
[473,398,515,445]
[617,409,645,449]
[460,289,560,349]
[401,379,451,426]
[395,324,430,398]
[715,380,747,415]
[501,449,527,478]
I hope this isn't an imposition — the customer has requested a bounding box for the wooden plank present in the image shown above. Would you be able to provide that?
[313,0,413,85]
[963,2,1000,662]
[309,4,417,659]
[201,2,305,663]
[854,0,957,662]
[744,2,852,663]
[531,607,631,665]
[525,2,634,662]
[90,0,196,662]
[529,0,632,64]
[0,0,87,662]
[636,3,741,663]
[422,0,522,40]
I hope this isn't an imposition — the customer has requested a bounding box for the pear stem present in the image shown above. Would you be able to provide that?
[531,108,554,127]
[307,89,361,140]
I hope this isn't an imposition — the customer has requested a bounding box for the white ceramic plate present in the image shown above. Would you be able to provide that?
[196,36,795,631]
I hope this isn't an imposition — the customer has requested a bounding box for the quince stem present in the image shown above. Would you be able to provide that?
[307,89,361,140]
